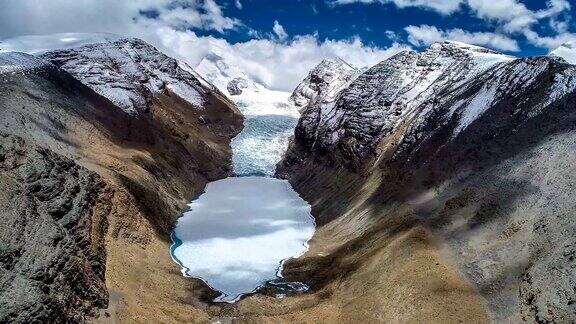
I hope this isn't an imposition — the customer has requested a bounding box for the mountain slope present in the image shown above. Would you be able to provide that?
[0,35,243,322]
[278,41,576,322]
[0,133,108,323]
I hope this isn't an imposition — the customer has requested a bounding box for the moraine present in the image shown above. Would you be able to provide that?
[170,57,315,302]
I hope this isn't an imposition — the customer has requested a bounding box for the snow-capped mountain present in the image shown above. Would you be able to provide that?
[280,40,576,322]
[0,34,243,322]
[290,57,360,110]
[549,41,576,64]
[292,41,526,164]
[1,33,223,115]
[195,52,296,117]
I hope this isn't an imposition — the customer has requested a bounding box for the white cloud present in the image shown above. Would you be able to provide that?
[467,0,535,32]
[467,0,571,33]
[273,21,288,41]
[331,0,574,51]
[0,0,409,92]
[405,25,520,52]
[329,0,464,15]
[311,4,319,15]
[524,30,576,49]
[235,0,243,10]
[159,29,410,91]
[467,0,573,49]
[0,0,240,38]
[385,30,400,41]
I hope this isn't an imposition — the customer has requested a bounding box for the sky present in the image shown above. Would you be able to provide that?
[0,0,575,91]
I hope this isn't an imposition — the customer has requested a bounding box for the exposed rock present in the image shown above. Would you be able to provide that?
[227,77,250,95]
[290,57,360,109]
[0,133,108,323]
[0,35,243,322]
[39,37,225,115]
[291,41,515,168]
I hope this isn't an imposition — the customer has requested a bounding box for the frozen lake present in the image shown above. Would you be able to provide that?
[171,177,314,302]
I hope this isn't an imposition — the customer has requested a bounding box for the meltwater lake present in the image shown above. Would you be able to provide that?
[171,91,315,302]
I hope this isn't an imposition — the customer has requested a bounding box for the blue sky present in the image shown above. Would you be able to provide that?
[201,0,576,56]
[1,0,575,90]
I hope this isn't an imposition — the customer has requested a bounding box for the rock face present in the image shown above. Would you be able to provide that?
[227,77,250,95]
[0,35,243,322]
[279,41,576,322]
[290,57,360,109]
[0,134,108,323]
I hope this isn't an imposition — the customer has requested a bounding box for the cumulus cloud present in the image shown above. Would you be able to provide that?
[159,29,409,90]
[273,21,288,41]
[328,0,464,15]
[523,30,576,49]
[405,25,519,52]
[332,0,574,50]
[467,0,571,34]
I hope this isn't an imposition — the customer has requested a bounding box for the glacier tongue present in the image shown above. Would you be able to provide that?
[196,51,300,176]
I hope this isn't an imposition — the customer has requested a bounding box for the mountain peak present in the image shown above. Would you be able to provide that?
[317,56,353,68]
[423,40,512,59]
[290,57,360,108]
[195,52,256,94]
[549,41,576,64]
[3,34,219,115]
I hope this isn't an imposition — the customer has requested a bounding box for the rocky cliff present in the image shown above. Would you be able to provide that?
[0,134,108,323]
[278,41,576,322]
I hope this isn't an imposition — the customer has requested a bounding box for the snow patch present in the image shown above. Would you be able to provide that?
[1,33,212,114]
[452,84,498,137]
[0,52,48,74]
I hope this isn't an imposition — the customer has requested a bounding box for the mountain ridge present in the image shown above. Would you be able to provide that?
[0,34,244,322]
[278,40,576,322]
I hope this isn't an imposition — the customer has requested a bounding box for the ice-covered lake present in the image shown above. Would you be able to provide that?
[171,87,315,302]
